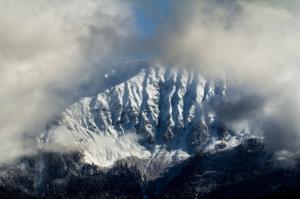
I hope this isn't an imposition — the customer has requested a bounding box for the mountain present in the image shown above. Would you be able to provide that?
[1,61,300,198]
[44,62,248,172]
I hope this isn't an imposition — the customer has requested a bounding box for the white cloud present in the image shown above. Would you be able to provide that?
[0,0,134,164]
[157,0,300,154]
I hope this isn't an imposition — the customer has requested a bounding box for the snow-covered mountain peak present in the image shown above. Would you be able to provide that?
[46,62,246,168]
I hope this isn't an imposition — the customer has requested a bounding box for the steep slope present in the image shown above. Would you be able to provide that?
[45,62,248,169]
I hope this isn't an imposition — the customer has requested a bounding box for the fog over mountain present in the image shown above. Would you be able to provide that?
[166,0,300,159]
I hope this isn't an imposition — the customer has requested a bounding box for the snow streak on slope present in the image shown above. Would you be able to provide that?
[47,63,247,167]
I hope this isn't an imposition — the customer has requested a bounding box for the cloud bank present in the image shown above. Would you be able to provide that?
[154,0,300,154]
[0,0,135,164]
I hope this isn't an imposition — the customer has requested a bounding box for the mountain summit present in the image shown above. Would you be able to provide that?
[45,62,247,169]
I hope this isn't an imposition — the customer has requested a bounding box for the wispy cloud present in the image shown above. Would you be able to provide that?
[0,0,135,164]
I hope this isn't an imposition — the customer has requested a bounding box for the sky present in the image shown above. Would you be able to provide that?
[134,0,171,36]
[1,0,300,165]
